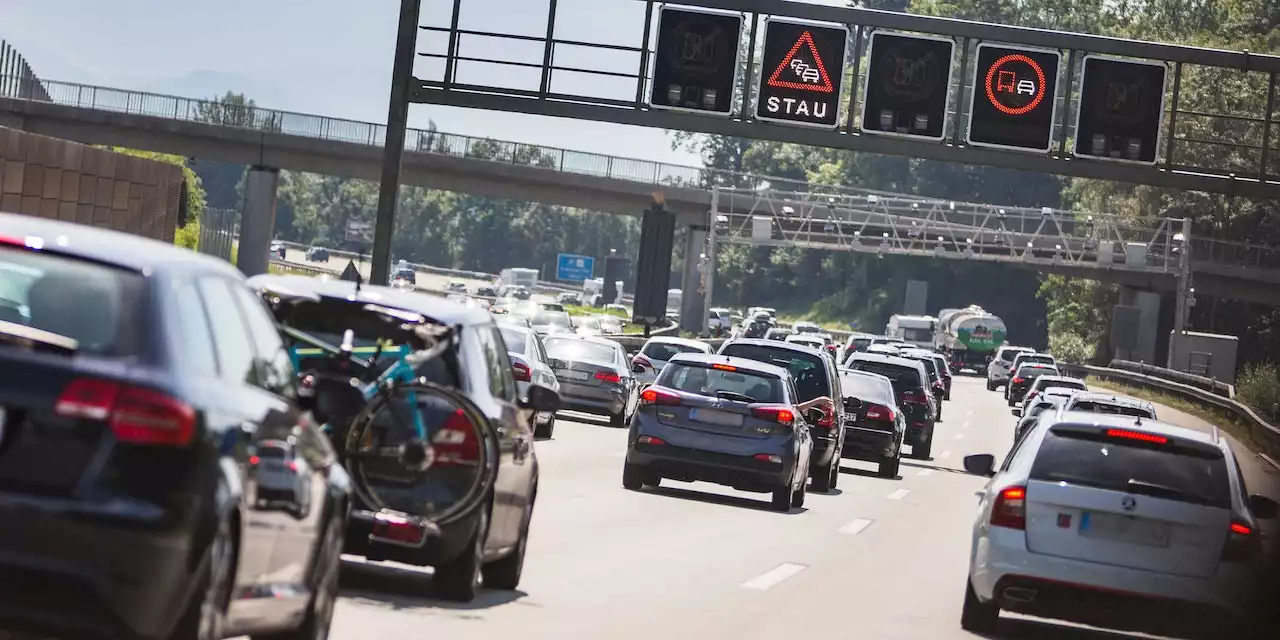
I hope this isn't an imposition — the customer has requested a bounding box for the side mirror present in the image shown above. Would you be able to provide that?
[1011,407,1022,417]
[843,397,863,411]
[986,355,994,362]
[1249,494,1280,519]
[631,362,647,374]
[803,407,826,424]
[521,384,562,413]
[963,454,997,477]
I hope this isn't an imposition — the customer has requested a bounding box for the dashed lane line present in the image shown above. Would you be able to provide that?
[838,518,874,535]
[741,563,808,590]
[939,450,953,459]
[917,469,934,477]
[886,488,911,500]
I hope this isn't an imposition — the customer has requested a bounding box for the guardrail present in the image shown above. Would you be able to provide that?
[1105,359,1235,398]
[1059,362,1280,470]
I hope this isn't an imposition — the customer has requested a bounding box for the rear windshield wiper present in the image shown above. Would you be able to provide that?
[0,320,79,354]
[1126,479,1212,505]
[715,390,756,404]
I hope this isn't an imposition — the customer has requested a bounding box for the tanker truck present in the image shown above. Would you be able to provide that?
[934,305,1008,372]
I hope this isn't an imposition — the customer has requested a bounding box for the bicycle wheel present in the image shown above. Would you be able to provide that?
[343,380,500,526]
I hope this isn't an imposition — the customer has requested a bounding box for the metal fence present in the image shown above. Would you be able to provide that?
[197,207,237,261]
[0,41,50,102]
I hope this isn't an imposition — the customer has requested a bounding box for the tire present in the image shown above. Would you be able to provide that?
[253,512,344,640]
[790,481,806,508]
[534,415,555,439]
[828,457,840,490]
[914,435,932,460]
[609,409,626,427]
[435,509,487,602]
[169,514,235,640]
[622,461,645,491]
[986,379,996,391]
[483,490,534,590]
[771,486,791,512]
[936,406,944,422]
[879,455,900,479]
[960,578,1000,633]
[810,458,833,493]
[1007,395,1016,407]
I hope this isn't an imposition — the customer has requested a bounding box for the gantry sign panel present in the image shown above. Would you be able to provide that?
[859,31,955,141]
[755,18,849,129]
[1073,56,1168,165]
[966,43,1062,153]
[648,6,744,116]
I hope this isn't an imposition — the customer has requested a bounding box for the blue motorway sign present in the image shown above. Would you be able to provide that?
[556,253,595,281]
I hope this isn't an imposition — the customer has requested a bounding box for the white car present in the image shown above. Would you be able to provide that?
[252,439,311,516]
[986,345,1035,391]
[631,336,714,387]
[500,323,561,438]
[961,413,1278,637]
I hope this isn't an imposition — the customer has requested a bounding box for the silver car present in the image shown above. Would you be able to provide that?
[986,345,1035,391]
[632,336,715,387]
[500,322,561,438]
[251,439,311,516]
[544,334,640,426]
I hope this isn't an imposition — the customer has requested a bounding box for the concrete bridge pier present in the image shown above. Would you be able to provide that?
[679,224,709,335]
[237,165,280,277]
[1117,285,1163,364]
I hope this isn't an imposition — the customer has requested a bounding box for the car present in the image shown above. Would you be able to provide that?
[899,349,948,419]
[270,240,288,260]
[538,301,566,312]
[1005,352,1057,397]
[928,352,953,400]
[632,336,715,387]
[845,352,937,459]
[390,266,417,286]
[499,322,562,438]
[792,320,822,334]
[251,274,556,603]
[841,332,878,361]
[477,285,498,297]
[506,285,531,300]
[447,281,467,292]
[543,334,641,426]
[574,316,604,336]
[0,214,349,640]
[738,318,770,339]
[1011,389,1077,442]
[1019,374,1087,409]
[784,333,826,350]
[718,339,844,492]
[838,368,906,478]
[623,353,816,512]
[556,292,581,306]
[1058,391,1158,419]
[960,413,1280,638]
[251,438,314,516]
[986,345,1035,391]
[763,327,795,342]
[1007,363,1060,406]
[865,343,902,356]
[305,246,331,262]
[528,309,575,335]
[596,314,624,334]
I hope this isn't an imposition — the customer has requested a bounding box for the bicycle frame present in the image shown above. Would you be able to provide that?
[289,343,430,441]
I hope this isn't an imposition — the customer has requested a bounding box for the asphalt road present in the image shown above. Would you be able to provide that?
[313,376,1280,640]
[281,252,498,294]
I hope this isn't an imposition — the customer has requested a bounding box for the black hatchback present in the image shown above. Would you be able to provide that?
[0,214,350,640]
[845,353,937,459]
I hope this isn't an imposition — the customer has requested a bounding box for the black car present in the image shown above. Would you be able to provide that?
[900,349,947,420]
[306,246,331,262]
[270,241,287,260]
[250,274,557,602]
[838,368,906,478]
[718,339,844,492]
[1007,363,1059,406]
[929,353,953,400]
[845,353,937,459]
[0,213,349,640]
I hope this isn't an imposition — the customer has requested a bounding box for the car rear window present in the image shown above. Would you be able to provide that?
[544,338,616,364]
[720,343,828,402]
[844,360,923,392]
[850,338,872,350]
[0,246,144,357]
[1017,365,1056,378]
[531,311,572,328]
[905,356,939,381]
[499,328,527,355]
[642,341,706,361]
[1069,400,1155,418]
[1030,429,1231,508]
[839,372,893,403]
[1019,355,1054,365]
[1038,379,1085,392]
[661,364,783,403]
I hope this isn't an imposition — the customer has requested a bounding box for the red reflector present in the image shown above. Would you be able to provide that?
[511,362,532,382]
[637,435,666,446]
[712,363,737,371]
[372,519,426,545]
[57,379,196,446]
[753,453,782,464]
[287,460,299,472]
[1230,522,1252,535]
[640,387,681,405]
[595,370,622,384]
[752,405,794,426]
[1105,429,1168,444]
[433,409,479,465]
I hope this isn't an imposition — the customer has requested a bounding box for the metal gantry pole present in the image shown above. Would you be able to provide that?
[1169,216,1192,368]
[702,186,720,336]
[371,0,424,286]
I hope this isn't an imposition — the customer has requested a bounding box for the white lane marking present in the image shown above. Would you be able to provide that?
[966,409,974,416]
[612,452,627,457]
[838,518,874,535]
[952,433,965,440]
[741,563,808,590]
[962,421,972,429]
[917,469,934,477]
[886,488,911,500]
[939,450,953,459]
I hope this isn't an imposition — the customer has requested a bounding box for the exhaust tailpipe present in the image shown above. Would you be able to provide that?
[1002,587,1037,603]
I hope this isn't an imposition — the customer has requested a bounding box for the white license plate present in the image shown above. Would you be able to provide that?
[1079,511,1170,548]
[688,408,744,427]
[557,369,590,381]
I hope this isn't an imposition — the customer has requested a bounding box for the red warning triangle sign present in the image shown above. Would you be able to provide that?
[767,31,836,93]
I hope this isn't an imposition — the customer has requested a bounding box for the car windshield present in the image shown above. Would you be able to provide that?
[660,364,783,403]
[577,318,602,330]
[544,338,617,365]
[0,247,143,357]
[1069,400,1155,418]
[642,341,706,361]
[499,327,527,355]
[719,343,827,402]
[531,311,572,328]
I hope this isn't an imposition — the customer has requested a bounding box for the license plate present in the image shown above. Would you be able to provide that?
[688,408,744,427]
[1079,511,1171,548]
[557,369,589,381]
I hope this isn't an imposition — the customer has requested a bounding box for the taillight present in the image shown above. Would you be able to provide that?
[595,371,622,384]
[751,405,795,426]
[1011,377,1025,385]
[511,362,532,382]
[815,405,834,427]
[1026,391,1038,401]
[932,380,944,391]
[865,404,895,422]
[637,435,666,446]
[1223,520,1262,563]
[990,486,1027,530]
[55,378,196,446]
[371,515,426,546]
[753,453,783,464]
[249,455,261,465]
[433,409,479,466]
[901,390,926,404]
[640,387,681,406]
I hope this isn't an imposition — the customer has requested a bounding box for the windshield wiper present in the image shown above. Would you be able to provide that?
[1126,479,1211,505]
[0,320,79,353]
[715,391,756,403]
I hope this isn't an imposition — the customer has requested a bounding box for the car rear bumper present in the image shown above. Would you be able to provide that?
[842,425,897,461]
[627,441,792,492]
[343,506,479,567]
[0,496,198,640]
[972,526,1257,627]
[559,384,626,416]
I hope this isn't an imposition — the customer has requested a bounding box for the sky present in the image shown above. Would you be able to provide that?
[1,0,849,167]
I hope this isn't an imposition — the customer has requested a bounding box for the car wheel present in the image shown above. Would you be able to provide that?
[960,578,999,633]
[483,490,534,590]
[828,457,840,489]
[253,511,343,640]
[169,514,235,640]
[770,486,791,512]
[434,509,486,602]
[790,480,806,508]
[609,409,626,427]
[810,459,833,493]
[986,379,996,391]
[936,406,944,422]
[534,415,555,439]
[879,455,900,479]
[914,436,932,460]
[622,462,645,491]
[1007,396,1016,407]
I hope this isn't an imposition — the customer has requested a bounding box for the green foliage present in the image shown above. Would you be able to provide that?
[174,219,200,250]
[1048,332,1096,364]
[1237,362,1280,422]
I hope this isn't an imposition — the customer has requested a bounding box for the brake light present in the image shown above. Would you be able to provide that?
[640,387,681,406]
[55,378,196,446]
[433,409,479,466]
[1223,520,1262,563]
[751,405,795,426]
[371,516,426,546]
[932,380,944,390]
[287,460,299,472]
[865,404,895,422]
[511,362,532,382]
[901,390,926,404]
[990,486,1027,530]
[1105,429,1168,444]
[712,363,736,372]
[1012,377,1025,385]
[595,371,622,384]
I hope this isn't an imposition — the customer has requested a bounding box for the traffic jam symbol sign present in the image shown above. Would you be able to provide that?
[859,31,955,141]
[1072,55,1168,165]
[647,6,743,116]
[756,19,848,128]
[966,43,1062,152]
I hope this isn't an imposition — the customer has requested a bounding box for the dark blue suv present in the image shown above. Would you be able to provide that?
[622,353,816,512]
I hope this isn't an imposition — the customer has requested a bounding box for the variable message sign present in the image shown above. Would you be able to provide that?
[755,18,848,128]
[1073,55,1168,164]
[966,43,1062,152]
[648,7,744,115]
[860,31,955,140]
